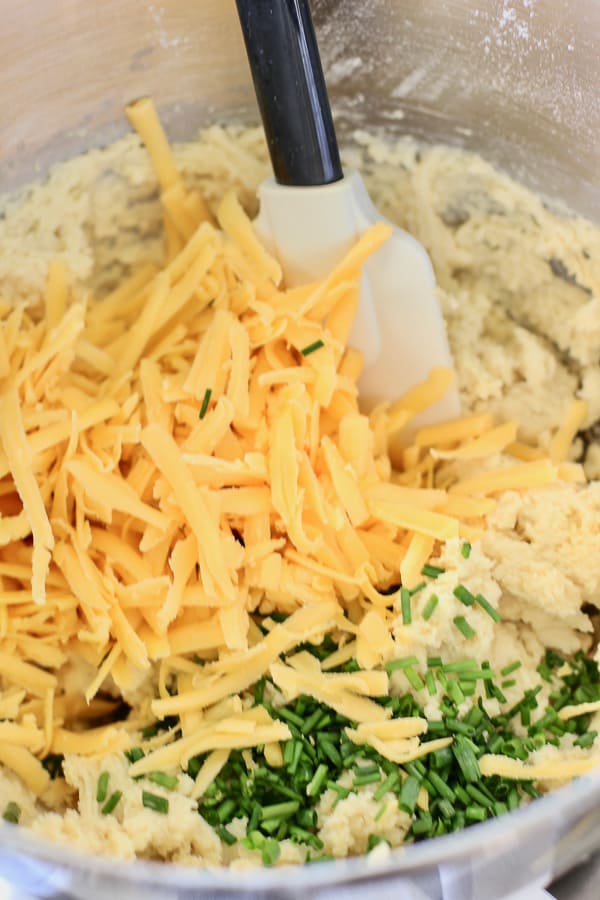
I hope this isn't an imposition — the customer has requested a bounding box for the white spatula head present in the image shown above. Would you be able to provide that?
[255,171,461,425]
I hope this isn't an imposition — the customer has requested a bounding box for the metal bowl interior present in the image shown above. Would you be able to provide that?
[0,0,599,897]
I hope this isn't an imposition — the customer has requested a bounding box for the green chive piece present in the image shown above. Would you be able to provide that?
[452,736,481,783]
[399,775,421,814]
[148,771,179,791]
[427,656,443,668]
[374,772,399,802]
[261,838,281,866]
[216,825,237,846]
[2,802,20,824]
[465,805,487,822]
[125,747,145,764]
[353,771,382,787]
[438,798,455,820]
[288,740,304,774]
[502,679,517,689]
[366,834,388,852]
[428,771,455,802]
[260,801,299,820]
[409,581,426,596]
[453,585,476,607]
[453,615,476,639]
[374,801,387,822]
[320,740,342,768]
[475,593,501,622]
[422,564,445,578]
[448,680,465,706]
[422,594,439,620]
[442,660,477,673]
[142,791,169,814]
[501,661,522,677]
[304,764,327,798]
[405,666,425,692]
[386,655,419,673]
[574,732,597,749]
[461,542,471,559]
[96,771,109,804]
[101,790,122,816]
[412,813,433,835]
[401,587,412,625]
[199,387,212,419]
[425,670,437,696]
[301,339,324,357]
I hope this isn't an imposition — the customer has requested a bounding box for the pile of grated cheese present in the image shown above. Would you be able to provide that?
[0,98,593,803]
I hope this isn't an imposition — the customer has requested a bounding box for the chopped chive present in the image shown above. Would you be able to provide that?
[427,656,444,668]
[461,542,471,559]
[404,666,425,692]
[465,805,487,822]
[217,799,237,823]
[437,798,455,820]
[101,790,122,816]
[353,771,382,787]
[320,740,342,767]
[574,732,597,749]
[422,594,439,620]
[327,781,350,799]
[501,661,522,677]
[442,660,477,673]
[448,680,465,706]
[466,784,494,809]
[399,775,421,814]
[306,763,329,797]
[422,564,445,578]
[353,763,379,777]
[410,581,426,596]
[142,791,169,814]
[216,825,237,846]
[375,801,387,822]
[425,670,437,696]
[288,740,304,774]
[198,387,212,419]
[412,812,433,835]
[374,772,399,802]
[125,747,145,764]
[289,825,323,850]
[303,709,324,733]
[502,679,517,689]
[386,655,419,673]
[301,339,324,357]
[452,736,480,783]
[436,670,448,690]
[277,707,304,728]
[474,593,501,623]
[428,771,455,802]
[453,616,476,639]
[453,585,476,607]
[2,802,20,824]
[260,801,299,820]
[96,771,109,804]
[247,804,261,834]
[148,771,179,791]
[401,587,412,625]
[261,838,281,866]
[367,834,388,851]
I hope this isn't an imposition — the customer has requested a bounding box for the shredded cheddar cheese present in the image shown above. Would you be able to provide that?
[0,97,589,806]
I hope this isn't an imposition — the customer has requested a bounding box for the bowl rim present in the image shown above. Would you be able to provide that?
[1,762,600,893]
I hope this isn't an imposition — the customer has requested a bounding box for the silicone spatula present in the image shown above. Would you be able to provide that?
[235,0,459,423]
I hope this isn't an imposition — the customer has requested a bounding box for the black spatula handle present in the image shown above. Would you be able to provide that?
[235,0,343,187]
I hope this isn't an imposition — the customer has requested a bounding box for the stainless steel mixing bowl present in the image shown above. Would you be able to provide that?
[1,1,599,897]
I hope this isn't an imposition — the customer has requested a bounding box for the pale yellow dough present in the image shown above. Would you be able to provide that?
[1,125,599,864]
